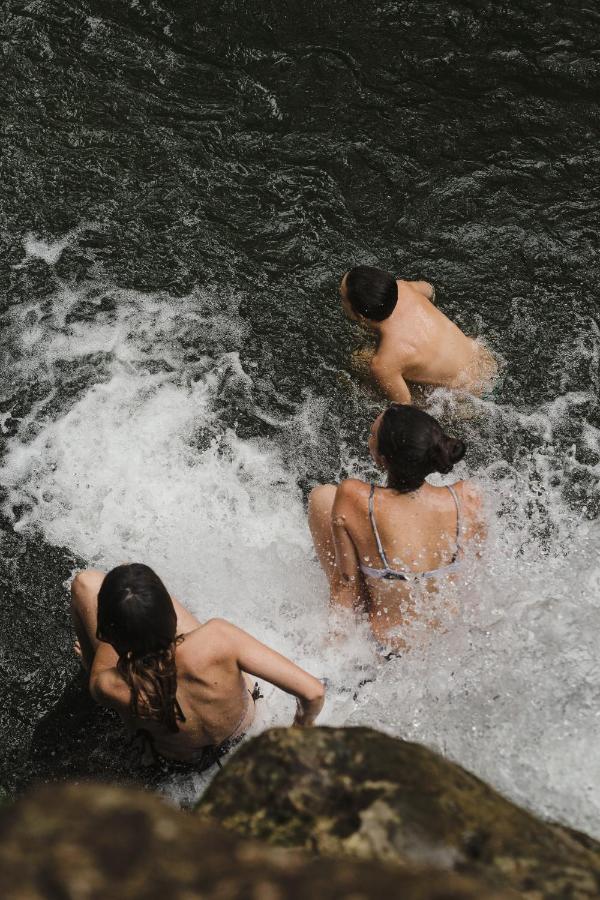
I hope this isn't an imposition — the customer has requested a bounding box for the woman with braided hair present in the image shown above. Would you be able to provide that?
[308,404,486,653]
[71,564,324,769]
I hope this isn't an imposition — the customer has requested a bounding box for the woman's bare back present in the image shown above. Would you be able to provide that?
[107,620,256,761]
[137,623,256,760]
[335,479,483,647]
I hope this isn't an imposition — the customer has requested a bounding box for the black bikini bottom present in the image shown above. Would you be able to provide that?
[132,681,263,775]
[151,732,245,774]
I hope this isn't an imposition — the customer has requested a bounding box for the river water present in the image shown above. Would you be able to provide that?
[1,0,599,833]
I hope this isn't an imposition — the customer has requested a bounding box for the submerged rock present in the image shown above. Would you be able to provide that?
[0,782,506,899]
[198,727,600,898]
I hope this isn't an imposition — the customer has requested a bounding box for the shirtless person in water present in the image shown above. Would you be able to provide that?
[71,564,324,765]
[340,266,497,404]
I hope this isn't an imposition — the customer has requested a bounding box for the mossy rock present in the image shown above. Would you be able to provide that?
[0,782,507,899]
[197,726,600,898]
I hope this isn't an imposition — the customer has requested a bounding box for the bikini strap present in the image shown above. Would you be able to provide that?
[368,484,391,570]
[446,484,462,554]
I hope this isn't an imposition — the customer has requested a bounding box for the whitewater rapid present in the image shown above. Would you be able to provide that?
[1,234,599,830]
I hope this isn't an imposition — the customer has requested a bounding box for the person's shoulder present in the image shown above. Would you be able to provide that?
[396,278,421,294]
[335,478,369,502]
[333,479,370,518]
[396,279,430,307]
[183,618,238,659]
[196,617,232,636]
[454,480,484,512]
[371,332,412,376]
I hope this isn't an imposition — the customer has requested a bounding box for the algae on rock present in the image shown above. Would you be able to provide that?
[198,726,600,899]
[0,782,507,899]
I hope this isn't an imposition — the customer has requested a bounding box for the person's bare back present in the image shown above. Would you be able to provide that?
[308,404,487,652]
[341,267,497,404]
[106,619,260,761]
[72,567,325,765]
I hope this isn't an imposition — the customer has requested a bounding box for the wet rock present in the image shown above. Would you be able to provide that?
[198,727,600,898]
[0,519,189,792]
[0,516,81,791]
[0,782,506,899]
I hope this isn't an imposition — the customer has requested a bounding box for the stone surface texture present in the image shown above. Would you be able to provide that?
[198,726,600,899]
[0,782,508,899]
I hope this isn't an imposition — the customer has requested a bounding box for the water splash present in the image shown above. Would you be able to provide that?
[1,244,599,832]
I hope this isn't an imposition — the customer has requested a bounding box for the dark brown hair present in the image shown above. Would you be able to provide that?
[345,266,398,321]
[377,404,466,492]
[97,563,184,733]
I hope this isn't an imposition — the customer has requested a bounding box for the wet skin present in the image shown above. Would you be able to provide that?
[308,412,486,650]
[340,274,497,404]
[71,570,325,761]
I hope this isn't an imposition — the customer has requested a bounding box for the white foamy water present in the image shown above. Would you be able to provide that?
[1,237,599,831]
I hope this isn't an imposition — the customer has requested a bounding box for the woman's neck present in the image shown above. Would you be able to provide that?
[384,477,425,494]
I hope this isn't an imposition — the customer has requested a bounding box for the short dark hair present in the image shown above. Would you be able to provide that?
[377,404,466,492]
[344,266,397,321]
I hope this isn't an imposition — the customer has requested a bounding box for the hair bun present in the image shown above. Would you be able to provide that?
[430,435,466,474]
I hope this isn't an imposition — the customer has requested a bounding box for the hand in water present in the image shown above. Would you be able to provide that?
[293,685,326,726]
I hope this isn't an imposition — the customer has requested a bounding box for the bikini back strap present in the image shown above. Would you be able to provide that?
[368,484,391,569]
[446,484,462,552]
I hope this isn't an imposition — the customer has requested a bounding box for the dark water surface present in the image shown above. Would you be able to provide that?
[1,0,600,828]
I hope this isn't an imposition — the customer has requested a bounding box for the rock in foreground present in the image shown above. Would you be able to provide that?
[198,727,600,898]
[0,782,507,899]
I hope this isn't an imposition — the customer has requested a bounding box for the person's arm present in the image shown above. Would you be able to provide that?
[330,486,369,615]
[462,482,487,554]
[371,355,412,404]
[89,642,130,713]
[209,620,325,726]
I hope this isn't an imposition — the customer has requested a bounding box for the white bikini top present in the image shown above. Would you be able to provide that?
[359,483,463,582]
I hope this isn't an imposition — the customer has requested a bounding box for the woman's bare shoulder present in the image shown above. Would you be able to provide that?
[336,478,370,498]
[334,478,371,510]
[183,618,228,641]
[453,479,485,511]
[176,619,242,674]
[181,618,240,655]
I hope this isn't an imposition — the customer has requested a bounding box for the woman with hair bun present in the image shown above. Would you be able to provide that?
[308,404,485,652]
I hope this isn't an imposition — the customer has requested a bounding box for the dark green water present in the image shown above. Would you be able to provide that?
[1,0,599,829]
